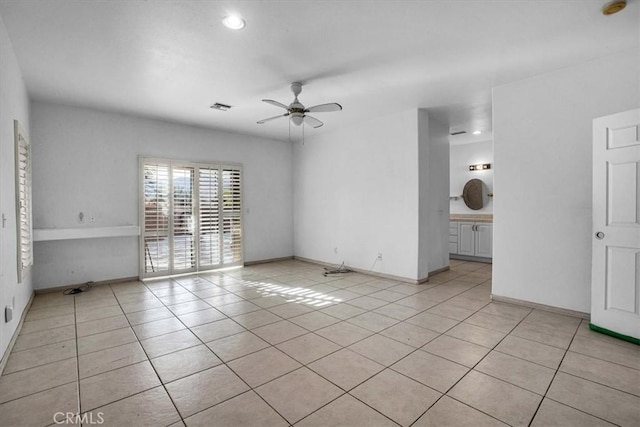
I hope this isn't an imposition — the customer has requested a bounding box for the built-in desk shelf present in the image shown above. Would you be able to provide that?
[33,226,140,242]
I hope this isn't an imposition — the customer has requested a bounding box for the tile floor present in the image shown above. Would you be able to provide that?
[0,259,639,426]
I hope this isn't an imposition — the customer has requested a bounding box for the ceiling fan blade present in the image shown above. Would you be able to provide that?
[257,113,289,124]
[262,99,289,110]
[304,115,324,128]
[305,103,342,113]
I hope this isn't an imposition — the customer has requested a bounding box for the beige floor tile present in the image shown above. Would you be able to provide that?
[78,327,137,355]
[132,316,186,340]
[560,351,640,396]
[524,309,581,335]
[325,289,362,302]
[232,309,282,329]
[352,369,441,426]
[569,335,640,370]
[140,329,200,358]
[347,296,388,310]
[308,348,384,391]
[426,303,475,321]
[464,312,519,333]
[255,367,343,424]
[346,311,399,332]
[151,344,221,383]
[206,331,270,361]
[75,305,124,323]
[395,295,439,311]
[531,398,616,427]
[475,351,555,395]
[316,321,374,346]
[126,307,175,325]
[216,300,261,316]
[511,321,574,349]
[166,365,249,418]
[252,320,308,344]
[447,295,491,311]
[576,320,640,351]
[250,295,291,309]
[203,293,244,307]
[495,335,566,369]
[20,314,75,334]
[184,390,288,427]
[380,322,439,348]
[76,314,130,337]
[13,324,75,352]
[177,307,226,327]
[296,393,396,427]
[29,294,73,310]
[25,304,74,321]
[448,371,542,426]
[168,299,212,316]
[479,302,532,320]
[414,395,508,427]
[373,303,422,321]
[276,333,341,364]
[80,361,161,412]
[0,358,77,404]
[159,293,200,306]
[79,342,147,379]
[268,302,315,319]
[191,287,229,299]
[319,303,366,320]
[190,318,246,342]
[4,339,76,374]
[446,323,506,348]
[0,381,77,427]
[289,311,341,331]
[547,372,640,426]
[84,386,181,427]
[368,289,406,302]
[392,349,469,393]
[348,334,414,366]
[114,290,157,304]
[228,347,301,387]
[119,298,164,314]
[406,311,459,333]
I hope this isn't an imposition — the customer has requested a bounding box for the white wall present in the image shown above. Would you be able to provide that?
[31,102,293,289]
[0,15,32,358]
[293,110,421,280]
[450,140,493,214]
[418,110,450,277]
[492,50,639,313]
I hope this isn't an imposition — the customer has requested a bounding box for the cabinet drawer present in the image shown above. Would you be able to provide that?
[449,235,458,244]
[449,242,458,254]
[449,226,458,236]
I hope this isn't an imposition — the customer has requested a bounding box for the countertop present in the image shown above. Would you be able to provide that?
[450,214,493,223]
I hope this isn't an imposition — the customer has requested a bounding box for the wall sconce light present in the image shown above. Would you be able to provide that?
[469,163,492,171]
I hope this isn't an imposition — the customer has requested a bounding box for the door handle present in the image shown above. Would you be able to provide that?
[595,231,605,240]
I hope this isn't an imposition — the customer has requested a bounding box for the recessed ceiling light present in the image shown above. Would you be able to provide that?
[222,15,245,30]
[472,130,482,135]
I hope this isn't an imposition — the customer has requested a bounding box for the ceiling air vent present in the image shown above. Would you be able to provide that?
[450,130,467,136]
[210,103,232,111]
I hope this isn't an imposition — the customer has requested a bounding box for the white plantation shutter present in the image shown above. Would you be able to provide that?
[140,158,242,277]
[198,167,221,267]
[222,168,242,264]
[15,121,32,282]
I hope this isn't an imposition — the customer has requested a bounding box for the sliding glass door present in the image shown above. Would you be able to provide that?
[140,158,242,278]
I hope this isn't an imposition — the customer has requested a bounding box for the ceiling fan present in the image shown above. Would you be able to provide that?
[257,82,342,128]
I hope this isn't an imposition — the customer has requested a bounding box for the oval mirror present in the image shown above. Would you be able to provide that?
[462,179,484,210]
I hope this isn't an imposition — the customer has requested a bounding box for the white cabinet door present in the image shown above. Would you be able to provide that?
[591,108,640,340]
[458,222,475,256]
[475,223,493,258]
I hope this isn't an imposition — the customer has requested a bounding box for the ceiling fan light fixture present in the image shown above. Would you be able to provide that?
[290,113,304,126]
[222,14,245,30]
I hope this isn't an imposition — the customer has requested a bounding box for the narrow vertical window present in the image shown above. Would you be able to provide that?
[14,120,32,282]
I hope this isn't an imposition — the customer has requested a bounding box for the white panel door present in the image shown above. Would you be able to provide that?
[475,223,493,258]
[592,108,640,340]
[458,222,475,256]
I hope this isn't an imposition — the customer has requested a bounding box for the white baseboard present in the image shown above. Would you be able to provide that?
[491,294,590,319]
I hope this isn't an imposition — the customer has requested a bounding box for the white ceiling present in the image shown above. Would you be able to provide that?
[0,0,637,142]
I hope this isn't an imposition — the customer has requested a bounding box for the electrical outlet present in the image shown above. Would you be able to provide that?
[377,253,383,261]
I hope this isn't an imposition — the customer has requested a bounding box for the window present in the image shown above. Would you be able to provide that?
[14,120,32,283]
[140,158,242,278]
